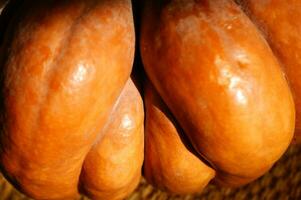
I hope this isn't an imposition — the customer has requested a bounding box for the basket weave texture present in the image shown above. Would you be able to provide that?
[0,144,300,200]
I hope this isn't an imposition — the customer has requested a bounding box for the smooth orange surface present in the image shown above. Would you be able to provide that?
[141,0,295,188]
[239,0,301,143]
[144,80,215,194]
[80,79,144,200]
[0,0,135,199]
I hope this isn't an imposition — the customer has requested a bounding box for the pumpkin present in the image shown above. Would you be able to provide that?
[141,0,295,194]
[237,0,301,143]
[0,0,143,199]
[144,80,215,194]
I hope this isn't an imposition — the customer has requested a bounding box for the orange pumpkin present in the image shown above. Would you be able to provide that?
[141,0,295,194]
[0,0,143,199]
[0,0,298,198]
[238,0,301,143]
[144,80,215,194]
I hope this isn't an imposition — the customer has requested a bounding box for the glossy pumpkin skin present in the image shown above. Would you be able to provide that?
[0,0,135,199]
[144,80,215,194]
[141,0,295,189]
[80,79,144,200]
[238,0,301,143]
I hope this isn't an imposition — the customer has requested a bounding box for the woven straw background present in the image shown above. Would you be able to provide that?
[0,144,300,200]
